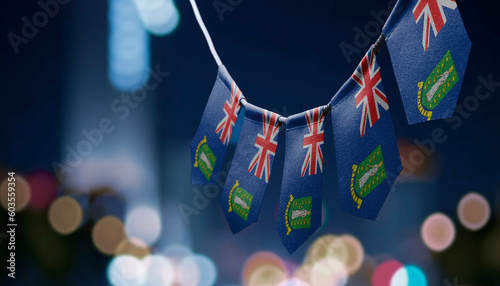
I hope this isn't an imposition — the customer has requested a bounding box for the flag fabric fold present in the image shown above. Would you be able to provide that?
[276,106,325,253]
[191,65,245,185]
[331,46,402,220]
[383,0,471,124]
[220,103,282,233]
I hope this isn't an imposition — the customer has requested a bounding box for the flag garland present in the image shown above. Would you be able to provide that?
[189,0,471,253]
[220,103,282,234]
[276,107,326,253]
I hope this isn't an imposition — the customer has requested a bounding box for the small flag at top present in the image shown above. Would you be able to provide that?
[382,0,471,124]
[276,106,326,253]
[330,46,402,220]
[220,103,282,234]
[191,65,245,185]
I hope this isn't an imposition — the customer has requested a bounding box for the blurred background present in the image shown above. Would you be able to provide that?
[1,0,499,285]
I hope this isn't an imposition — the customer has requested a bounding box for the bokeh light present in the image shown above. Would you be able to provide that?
[390,266,409,286]
[458,192,490,231]
[108,0,150,91]
[163,244,192,262]
[309,258,348,286]
[48,196,85,235]
[391,265,427,286]
[142,254,175,286]
[181,254,217,286]
[293,265,311,283]
[397,139,434,180]
[27,169,58,210]
[132,0,180,36]
[194,254,218,286]
[372,260,404,286]
[92,215,127,255]
[0,174,31,212]
[115,237,151,258]
[125,205,162,246]
[406,265,427,286]
[304,234,349,271]
[338,234,364,276]
[107,254,146,286]
[243,252,287,286]
[247,264,288,286]
[421,213,456,252]
[178,254,201,286]
[278,277,309,286]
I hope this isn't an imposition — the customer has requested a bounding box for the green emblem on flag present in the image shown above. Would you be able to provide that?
[229,183,253,221]
[422,50,459,107]
[288,196,312,231]
[194,136,217,181]
[354,145,386,199]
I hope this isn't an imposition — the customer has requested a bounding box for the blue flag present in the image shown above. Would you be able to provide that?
[221,103,282,233]
[331,46,402,220]
[191,65,245,185]
[383,0,471,124]
[276,107,325,253]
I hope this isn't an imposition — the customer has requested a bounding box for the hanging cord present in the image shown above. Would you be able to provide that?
[240,98,288,123]
[241,99,331,124]
[372,34,386,55]
[189,0,223,67]
[240,99,286,123]
[189,1,389,124]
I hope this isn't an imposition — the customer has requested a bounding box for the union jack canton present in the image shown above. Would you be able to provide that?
[413,0,457,51]
[352,48,389,137]
[216,82,244,145]
[301,107,325,176]
[248,110,281,183]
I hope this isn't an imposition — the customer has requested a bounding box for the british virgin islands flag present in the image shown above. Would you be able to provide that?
[331,46,402,220]
[277,107,325,253]
[221,103,282,233]
[383,0,471,124]
[191,65,245,185]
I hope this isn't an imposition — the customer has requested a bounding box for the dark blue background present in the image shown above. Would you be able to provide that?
[1,0,500,285]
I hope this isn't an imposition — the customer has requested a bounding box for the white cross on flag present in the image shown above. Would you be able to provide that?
[413,0,457,51]
[352,49,389,137]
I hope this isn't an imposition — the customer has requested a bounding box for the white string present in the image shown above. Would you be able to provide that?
[189,0,223,67]
[189,2,287,122]
[241,99,288,123]
[188,1,364,124]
